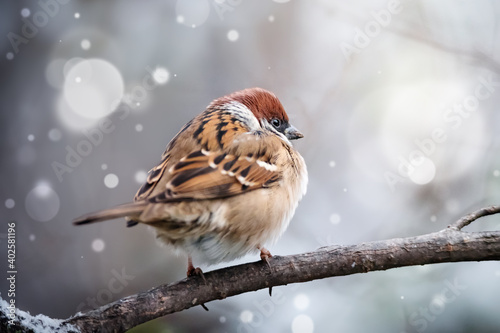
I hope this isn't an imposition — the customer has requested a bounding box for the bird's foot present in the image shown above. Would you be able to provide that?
[187,266,207,285]
[187,260,209,311]
[259,247,273,296]
[260,247,273,270]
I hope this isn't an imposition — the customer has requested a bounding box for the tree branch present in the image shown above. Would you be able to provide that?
[448,205,500,231]
[2,206,500,333]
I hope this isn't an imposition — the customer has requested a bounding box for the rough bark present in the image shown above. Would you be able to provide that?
[2,206,500,333]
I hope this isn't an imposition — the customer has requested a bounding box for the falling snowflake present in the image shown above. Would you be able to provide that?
[329,214,341,225]
[48,129,62,141]
[25,182,60,222]
[92,239,105,252]
[240,310,253,323]
[227,30,239,42]
[294,294,310,310]
[104,174,119,189]
[135,170,147,183]
[21,8,30,17]
[152,67,170,85]
[81,39,91,50]
[292,314,314,333]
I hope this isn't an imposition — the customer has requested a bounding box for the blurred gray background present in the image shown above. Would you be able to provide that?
[1,0,500,332]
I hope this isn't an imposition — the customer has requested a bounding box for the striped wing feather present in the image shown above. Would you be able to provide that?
[147,149,280,203]
[134,155,170,201]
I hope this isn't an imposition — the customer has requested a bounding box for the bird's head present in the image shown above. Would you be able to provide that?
[222,87,304,141]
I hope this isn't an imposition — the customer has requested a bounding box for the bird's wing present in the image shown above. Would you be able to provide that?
[134,108,255,202]
[147,134,283,203]
[134,154,170,201]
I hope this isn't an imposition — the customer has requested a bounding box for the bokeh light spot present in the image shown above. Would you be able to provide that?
[63,58,124,120]
[152,67,170,85]
[329,214,341,225]
[56,95,99,131]
[408,157,436,185]
[227,29,239,42]
[48,128,62,141]
[175,0,210,27]
[21,8,31,17]
[292,314,314,333]
[92,239,105,252]
[294,294,310,310]
[45,58,66,89]
[135,170,147,184]
[5,199,15,209]
[63,57,85,77]
[81,39,91,50]
[240,310,253,323]
[25,183,60,222]
[104,174,119,188]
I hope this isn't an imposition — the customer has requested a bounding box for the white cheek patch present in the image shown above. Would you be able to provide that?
[221,101,260,131]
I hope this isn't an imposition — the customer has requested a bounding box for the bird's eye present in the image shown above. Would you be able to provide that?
[271,118,281,128]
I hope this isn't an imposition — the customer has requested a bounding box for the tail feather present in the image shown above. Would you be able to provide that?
[73,202,147,225]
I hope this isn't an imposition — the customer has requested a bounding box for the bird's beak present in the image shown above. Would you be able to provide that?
[285,124,304,140]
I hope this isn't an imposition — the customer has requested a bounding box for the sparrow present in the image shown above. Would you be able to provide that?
[74,87,308,279]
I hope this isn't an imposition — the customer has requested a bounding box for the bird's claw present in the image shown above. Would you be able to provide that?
[260,248,273,270]
[187,266,207,285]
[259,247,273,296]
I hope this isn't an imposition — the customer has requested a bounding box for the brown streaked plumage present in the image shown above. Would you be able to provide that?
[74,87,308,278]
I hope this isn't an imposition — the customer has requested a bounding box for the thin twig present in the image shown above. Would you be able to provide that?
[447,205,500,231]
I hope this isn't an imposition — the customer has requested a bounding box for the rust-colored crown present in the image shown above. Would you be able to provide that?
[216,88,289,122]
